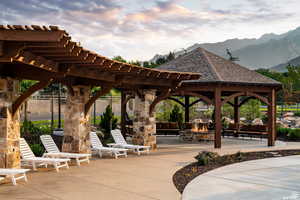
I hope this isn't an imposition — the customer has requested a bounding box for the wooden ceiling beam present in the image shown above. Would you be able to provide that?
[0,29,65,42]
[14,51,58,72]
[23,35,71,49]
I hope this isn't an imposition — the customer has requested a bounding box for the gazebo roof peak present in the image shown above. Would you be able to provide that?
[158,47,281,86]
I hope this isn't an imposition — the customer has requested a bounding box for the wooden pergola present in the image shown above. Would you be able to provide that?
[157,47,282,148]
[0,25,200,168]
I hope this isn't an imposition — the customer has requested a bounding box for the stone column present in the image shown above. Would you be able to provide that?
[62,85,91,153]
[0,78,20,168]
[132,89,157,149]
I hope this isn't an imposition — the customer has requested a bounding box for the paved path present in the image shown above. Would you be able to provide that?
[0,137,299,200]
[183,155,300,200]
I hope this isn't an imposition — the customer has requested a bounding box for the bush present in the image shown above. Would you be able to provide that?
[294,111,300,117]
[29,144,44,157]
[169,105,183,128]
[194,151,219,166]
[21,120,52,145]
[99,105,118,140]
[288,129,300,140]
[277,127,291,138]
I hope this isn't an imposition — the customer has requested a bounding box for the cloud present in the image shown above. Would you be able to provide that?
[0,0,299,60]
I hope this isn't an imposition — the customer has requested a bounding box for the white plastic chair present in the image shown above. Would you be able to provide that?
[40,135,90,166]
[20,138,70,172]
[109,129,150,155]
[90,132,127,159]
[0,168,30,186]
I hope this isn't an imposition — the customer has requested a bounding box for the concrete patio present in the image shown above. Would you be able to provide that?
[183,155,300,200]
[1,137,300,200]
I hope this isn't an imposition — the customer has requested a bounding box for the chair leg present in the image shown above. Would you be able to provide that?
[76,158,80,166]
[66,162,69,169]
[54,163,59,172]
[24,173,28,182]
[11,176,17,186]
[98,151,102,158]
[32,162,37,171]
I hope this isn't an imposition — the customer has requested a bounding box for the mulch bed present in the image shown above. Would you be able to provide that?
[173,149,300,193]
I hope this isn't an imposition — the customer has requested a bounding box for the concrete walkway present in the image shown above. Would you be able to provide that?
[0,137,299,200]
[183,155,300,200]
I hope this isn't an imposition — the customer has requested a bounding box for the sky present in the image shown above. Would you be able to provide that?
[1,0,300,61]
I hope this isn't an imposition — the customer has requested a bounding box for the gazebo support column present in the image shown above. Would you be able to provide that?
[184,96,190,123]
[268,89,276,146]
[132,89,157,149]
[0,78,20,168]
[234,97,240,132]
[121,91,126,137]
[63,85,91,153]
[214,88,222,148]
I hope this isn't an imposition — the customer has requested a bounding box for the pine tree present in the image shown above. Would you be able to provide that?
[99,105,118,140]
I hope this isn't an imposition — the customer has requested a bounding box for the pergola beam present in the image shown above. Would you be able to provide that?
[84,86,112,116]
[12,79,54,116]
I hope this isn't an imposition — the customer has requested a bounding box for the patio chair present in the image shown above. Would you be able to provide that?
[90,132,128,159]
[0,168,30,186]
[40,135,90,166]
[109,129,150,155]
[20,138,70,172]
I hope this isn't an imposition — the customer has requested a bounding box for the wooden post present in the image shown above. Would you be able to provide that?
[0,41,3,57]
[214,88,222,148]
[121,91,126,136]
[268,89,276,146]
[234,97,240,129]
[184,96,190,123]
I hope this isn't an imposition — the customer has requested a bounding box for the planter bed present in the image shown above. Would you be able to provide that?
[173,149,300,193]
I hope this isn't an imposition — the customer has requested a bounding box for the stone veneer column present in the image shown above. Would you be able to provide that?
[0,78,20,168]
[62,86,91,153]
[132,89,157,149]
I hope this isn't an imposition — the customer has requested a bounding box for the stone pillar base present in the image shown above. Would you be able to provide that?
[62,86,91,153]
[0,78,20,168]
[132,90,157,150]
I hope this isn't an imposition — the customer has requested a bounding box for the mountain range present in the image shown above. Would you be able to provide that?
[150,26,300,71]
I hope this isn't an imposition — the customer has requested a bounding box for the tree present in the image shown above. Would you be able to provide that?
[156,57,167,65]
[240,99,261,121]
[112,56,127,63]
[169,104,183,128]
[167,52,175,61]
[99,105,118,140]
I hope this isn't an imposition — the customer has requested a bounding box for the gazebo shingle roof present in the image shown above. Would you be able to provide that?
[158,47,281,86]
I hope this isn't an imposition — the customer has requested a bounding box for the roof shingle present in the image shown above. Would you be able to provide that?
[158,47,281,86]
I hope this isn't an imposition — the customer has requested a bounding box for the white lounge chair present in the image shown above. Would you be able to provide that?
[90,132,127,159]
[109,129,150,155]
[20,138,70,172]
[40,135,90,166]
[0,168,30,186]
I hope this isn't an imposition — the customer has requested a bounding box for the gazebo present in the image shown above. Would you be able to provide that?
[157,47,282,148]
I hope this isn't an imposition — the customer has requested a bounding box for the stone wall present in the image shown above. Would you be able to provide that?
[132,90,157,149]
[0,78,20,168]
[62,86,91,153]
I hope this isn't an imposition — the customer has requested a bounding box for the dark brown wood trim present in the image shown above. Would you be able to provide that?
[149,89,171,116]
[12,79,53,116]
[84,86,112,116]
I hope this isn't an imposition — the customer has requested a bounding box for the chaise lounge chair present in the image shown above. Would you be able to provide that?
[20,138,70,172]
[0,168,30,186]
[109,129,150,155]
[40,135,90,166]
[90,132,128,159]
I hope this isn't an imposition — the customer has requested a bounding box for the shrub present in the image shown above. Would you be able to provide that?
[99,105,118,140]
[288,129,300,140]
[169,105,183,128]
[29,144,44,157]
[21,120,52,145]
[294,111,300,117]
[194,151,219,166]
[235,151,246,161]
[277,127,291,138]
